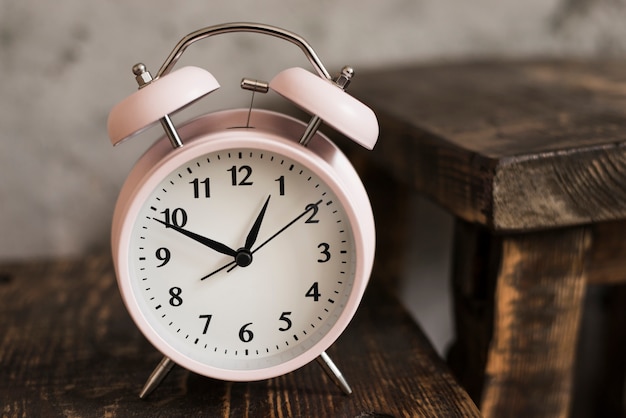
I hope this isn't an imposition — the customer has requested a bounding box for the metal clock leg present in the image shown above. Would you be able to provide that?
[140,353,352,398]
[139,356,176,399]
[316,351,353,395]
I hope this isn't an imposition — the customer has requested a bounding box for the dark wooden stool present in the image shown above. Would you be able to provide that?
[350,60,626,418]
[0,254,480,417]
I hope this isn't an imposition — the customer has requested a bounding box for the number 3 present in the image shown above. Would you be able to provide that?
[317,243,331,263]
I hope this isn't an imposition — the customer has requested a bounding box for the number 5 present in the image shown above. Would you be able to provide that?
[278,311,292,331]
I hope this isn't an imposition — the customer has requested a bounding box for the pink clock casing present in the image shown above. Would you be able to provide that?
[111,108,375,381]
[270,67,378,150]
[108,66,220,146]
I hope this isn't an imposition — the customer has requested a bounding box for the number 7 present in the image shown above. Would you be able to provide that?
[199,314,212,334]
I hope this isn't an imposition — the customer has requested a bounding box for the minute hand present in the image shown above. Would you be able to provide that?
[251,199,323,255]
[153,218,237,257]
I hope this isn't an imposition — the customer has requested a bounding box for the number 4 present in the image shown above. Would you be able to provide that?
[305,282,320,301]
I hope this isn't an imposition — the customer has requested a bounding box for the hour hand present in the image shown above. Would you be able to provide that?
[244,195,271,250]
[153,218,237,257]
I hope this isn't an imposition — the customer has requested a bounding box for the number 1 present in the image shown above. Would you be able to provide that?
[275,175,285,196]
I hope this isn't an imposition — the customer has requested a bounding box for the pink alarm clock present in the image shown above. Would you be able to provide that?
[107,22,378,398]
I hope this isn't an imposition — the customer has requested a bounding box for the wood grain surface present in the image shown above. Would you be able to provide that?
[587,219,626,284]
[480,227,590,418]
[351,60,626,231]
[0,255,480,417]
[446,220,626,418]
[347,60,626,417]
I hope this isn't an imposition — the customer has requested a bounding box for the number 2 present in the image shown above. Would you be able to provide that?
[305,204,319,224]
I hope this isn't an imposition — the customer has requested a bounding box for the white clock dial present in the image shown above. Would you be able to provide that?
[126,143,356,375]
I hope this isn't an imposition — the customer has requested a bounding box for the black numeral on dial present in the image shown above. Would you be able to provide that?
[275,175,285,196]
[228,165,253,186]
[199,314,212,334]
[238,322,254,342]
[155,247,171,267]
[168,286,183,306]
[305,204,319,224]
[161,208,188,227]
[190,177,211,198]
[278,311,292,331]
[317,243,331,263]
[305,282,321,301]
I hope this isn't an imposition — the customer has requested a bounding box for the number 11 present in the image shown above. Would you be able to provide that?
[190,178,211,198]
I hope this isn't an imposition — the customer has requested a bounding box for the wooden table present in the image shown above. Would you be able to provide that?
[349,60,626,418]
[0,254,480,417]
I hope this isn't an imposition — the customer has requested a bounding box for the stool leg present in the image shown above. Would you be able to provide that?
[574,283,626,417]
[481,227,590,418]
[447,220,500,403]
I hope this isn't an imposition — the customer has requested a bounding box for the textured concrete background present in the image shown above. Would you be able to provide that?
[2,0,626,353]
[2,0,626,260]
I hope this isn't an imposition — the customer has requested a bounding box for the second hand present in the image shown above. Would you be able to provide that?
[200,199,323,280]
[251,199,323,255]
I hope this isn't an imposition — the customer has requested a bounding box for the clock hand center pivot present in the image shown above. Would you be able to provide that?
[234,248,253,267]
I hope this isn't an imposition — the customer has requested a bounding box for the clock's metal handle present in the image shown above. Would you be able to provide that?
[156,22,331,80]
[151,22,341,149]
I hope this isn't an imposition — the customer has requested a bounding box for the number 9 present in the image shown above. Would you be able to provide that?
[156,247,171,267]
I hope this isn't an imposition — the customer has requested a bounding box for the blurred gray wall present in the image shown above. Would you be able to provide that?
[2,0,626,352]
[2,0,626,260]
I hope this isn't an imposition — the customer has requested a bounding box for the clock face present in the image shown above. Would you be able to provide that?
[124,137,359,378]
